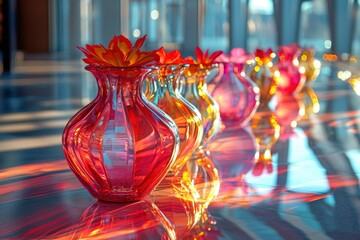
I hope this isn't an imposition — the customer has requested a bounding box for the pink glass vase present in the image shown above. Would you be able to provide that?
[276,45,306,95]
[211,62,260,127]
[62,66,180,202]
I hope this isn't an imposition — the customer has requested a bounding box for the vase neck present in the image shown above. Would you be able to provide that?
[156,65,185,94]
[222,62,233,74]
[86,66,155,107]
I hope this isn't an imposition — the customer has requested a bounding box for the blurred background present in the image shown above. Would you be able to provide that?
[0,0,360,73]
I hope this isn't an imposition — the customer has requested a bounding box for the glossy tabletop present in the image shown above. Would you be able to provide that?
[0,58,359,239]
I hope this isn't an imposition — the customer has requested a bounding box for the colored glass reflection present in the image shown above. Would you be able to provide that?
[246,48,278,105]
[182,149,220,237]
[208,126,258,207]
[251,105,280,174]
[60,200,176,239]
[153,190,200,239]
[275,94,305,139]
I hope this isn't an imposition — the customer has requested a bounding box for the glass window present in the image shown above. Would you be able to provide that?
[299,0,330,54]
[247,0,277,52]
[128,0,184,50]
[352,0,360,55]
[200,0,229,52]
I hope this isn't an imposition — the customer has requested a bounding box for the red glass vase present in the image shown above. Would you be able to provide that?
[62,66,180,202]
[276,46,306,95]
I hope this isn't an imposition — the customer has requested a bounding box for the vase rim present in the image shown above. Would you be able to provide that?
[84,64,159,70]
[154,63,190,68]
[187,63,218,68]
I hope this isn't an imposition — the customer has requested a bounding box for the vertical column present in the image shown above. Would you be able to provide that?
[181,0,199,57]
[229,0,249,50]
[327,0,358,54]
[120,0,130,37]
[92,0,120,45]
[273,0,302,46]
[49,0,82,56]
[1,0,17,73]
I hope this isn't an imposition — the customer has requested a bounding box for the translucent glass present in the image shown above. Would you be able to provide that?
[211,62,260,127]
[181,65,221,147]
[275,46,306,95]
[208,126,258,199]
[298,85,320,120]
[69,200,176,239]
[182,149,220,236]
[62,66,180,202]
[275,94,305,139]
[154,191,201,239]
[246,50,278,106]
[147,65,203,172]
[251,105,280,165]
[298,48,321,83]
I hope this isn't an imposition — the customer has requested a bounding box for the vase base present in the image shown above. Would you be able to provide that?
[92,190,142,203]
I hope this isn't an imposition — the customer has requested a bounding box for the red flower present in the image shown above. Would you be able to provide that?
[254,48,275,64]
[156,47,183,64]
[78,35,159,67]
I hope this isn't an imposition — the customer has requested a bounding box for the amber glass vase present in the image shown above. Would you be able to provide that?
[246,49,278,106]
[181,64,221,147]
[62,66,180,202]
[180,64,221,234]
[147,64,203,172]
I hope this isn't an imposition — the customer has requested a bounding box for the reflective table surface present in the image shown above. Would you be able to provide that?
[0,58,359,239]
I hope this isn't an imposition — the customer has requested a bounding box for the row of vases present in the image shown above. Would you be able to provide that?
[62,62,234,202]
[62,46,321,203]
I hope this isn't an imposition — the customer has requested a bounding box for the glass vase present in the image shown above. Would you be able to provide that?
[180,64,221,235]
[211,62,260,127]
[62,66,180,202]
[181,65,221,147]
[298,48,321,83]
[146,64,203,172]
[246,49,277,106]
[276,46,306,95]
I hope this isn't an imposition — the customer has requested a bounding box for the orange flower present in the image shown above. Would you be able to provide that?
[78,35,159,67]
[156,47,184,64]
[190,46,223,65]
[184,47,223,74]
